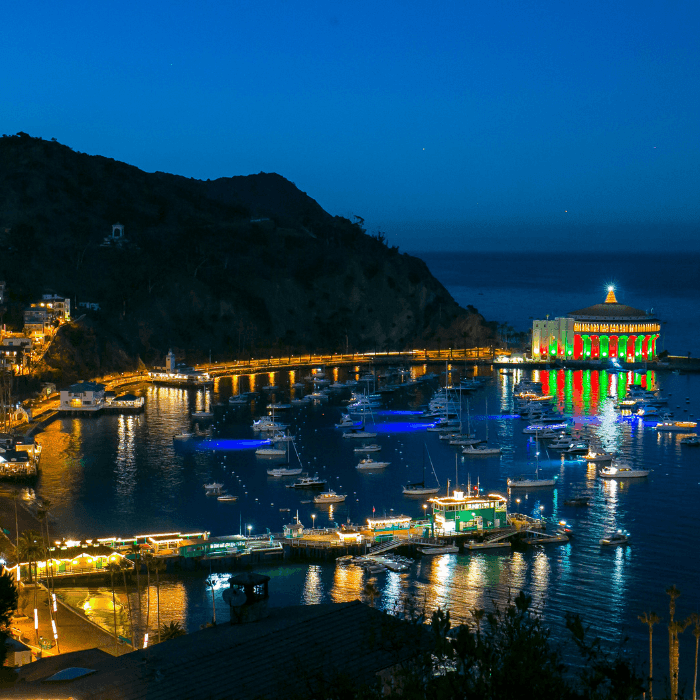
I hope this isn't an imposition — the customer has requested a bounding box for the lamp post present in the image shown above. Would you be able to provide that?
[516,498,521,512]
[539,505,545,521]
[311,513,316,531]
[247,525,252,537]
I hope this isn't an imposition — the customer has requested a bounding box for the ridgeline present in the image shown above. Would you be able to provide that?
[0,133,493,383]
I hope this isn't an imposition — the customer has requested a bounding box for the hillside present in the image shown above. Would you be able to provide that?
[0,133,493,381]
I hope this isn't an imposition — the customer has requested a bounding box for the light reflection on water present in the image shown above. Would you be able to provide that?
[32,367,700,682]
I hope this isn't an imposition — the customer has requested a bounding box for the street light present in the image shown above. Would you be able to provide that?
[311,513,316,530]
[539,505,545,520]
[515,498,521,512]
[247,525,252,537]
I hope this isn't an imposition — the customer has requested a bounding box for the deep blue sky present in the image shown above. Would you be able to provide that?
[3,1,698,250]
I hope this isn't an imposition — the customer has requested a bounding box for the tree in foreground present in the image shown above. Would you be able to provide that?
[159,620,186,642]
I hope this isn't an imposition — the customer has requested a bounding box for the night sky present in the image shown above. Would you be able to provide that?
[3,1,698,251]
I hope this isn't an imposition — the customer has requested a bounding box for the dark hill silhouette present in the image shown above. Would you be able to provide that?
[0,133,492,382]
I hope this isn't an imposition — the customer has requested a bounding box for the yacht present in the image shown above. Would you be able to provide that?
[680,435,700,446]
[356,458,390,470]
[313,490,346,504]
[216,494,238,502]
[255,444,287,457]
[402,448,440,496]
[192,409,214,419]
[267,467,303,477]
[599,462,650,478]
[507,468,556,488]
[203,482,224,495]
[584,448,615,463]
[655,417,698,432]
[563,496,590,507]
[286,475,327,489]
[462,444,502,456]
[600,531,630,546]
[353,443,381,453]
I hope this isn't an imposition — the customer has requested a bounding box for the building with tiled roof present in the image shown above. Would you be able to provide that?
[2,601,427,699]
[532,287,661,362]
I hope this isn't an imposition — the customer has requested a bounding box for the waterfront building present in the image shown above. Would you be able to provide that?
[428,490,508,533]
[179,535,248,558]
[59,381,106,411]
[531,287,661,362]
[366,515,412,541]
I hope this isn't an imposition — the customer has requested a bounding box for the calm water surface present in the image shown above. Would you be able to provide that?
[35,364,700,684]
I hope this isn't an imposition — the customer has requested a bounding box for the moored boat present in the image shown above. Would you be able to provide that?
[600,531,629,546]
[356,458,390,471]
[313,490,346,504]
[599,461,650,479]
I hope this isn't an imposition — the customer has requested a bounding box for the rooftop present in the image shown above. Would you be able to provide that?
[568,288,656,320]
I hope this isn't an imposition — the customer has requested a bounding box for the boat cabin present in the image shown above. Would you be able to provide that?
[428,491,508,534]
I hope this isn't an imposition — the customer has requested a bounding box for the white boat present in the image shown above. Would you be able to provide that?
[217,494,238,502]
[680,435,700,446]
[173,432,195,441]
[267,467,303,477]
[313,490,346,504]
[419,545,459,555]
[354,444,381,453]
[507,474,556,488]
[585,448,615,463]
[229,395,250,405]
[599,462,650,478]
[255,445,287,457]
[600,531,630,546]
[335,415,357,428]
[462,444,502,456]
[192,410,214,419]
[356,458,390,470]
[203,482,224,495]
[403,446,441,496]
[655,418,698,432]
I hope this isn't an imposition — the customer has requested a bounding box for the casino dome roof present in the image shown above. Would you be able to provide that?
[568,288,656,320]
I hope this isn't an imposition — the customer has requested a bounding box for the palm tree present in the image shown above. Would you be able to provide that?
[120,560,135,649]
[205,574,217,625]
[160,620,186,641]
[130,543,142,628]
[153,558,166,643]
[143,552,152,647]
[17,530,43,583]
[639,611,661,700]
[691,614,700,700]
[666,585,688,700]
[106,561,121,646]
[363,582,379,608]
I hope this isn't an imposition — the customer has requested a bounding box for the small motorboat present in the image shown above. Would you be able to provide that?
[600,531,630,546]
[203,482,224,495]
[563,496,590,507]
[356,458,390,471]
[354,443,381,453]
[419,545,459,555]
[192,410,214,419]
[267,467,303,477]
[680,435,700,446]
[599,462,650,479]
[313,490,347,504]
[217,494,238,502]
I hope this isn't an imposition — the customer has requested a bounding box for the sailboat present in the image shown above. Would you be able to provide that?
[462,398,502,456]
[266,436,303,476]
[403,445,441,495]
[507,432,555,487]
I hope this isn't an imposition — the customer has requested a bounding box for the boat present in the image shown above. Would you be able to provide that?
[654,415,697,432]
[216,494,238,502]
[599,462,650,479]
[228,394,250,405]
[466,539,512,551]
[507,433,555,487]
[563,496,590,507]
[356,458,390,471]
[419,545,459,555]
[354,443,381,453]
[313,490,346,504]
[507,473,556,488]
[173,432,195,441]
[462,444,502,456]
[192,410,214,419]
[600,531,630,546]
[335,415,357,428]
[584,448,615,463]
[564,440,590,456]
[255,445,287,457]
[403,445,441,496]
[680,435,700,446]
[267,467,303,477]
[203,482,224,495]
[342,428,378,439]
[286,476,327,489]
[462,398,502,456]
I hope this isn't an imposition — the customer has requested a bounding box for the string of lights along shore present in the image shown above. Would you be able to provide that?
[531,286,661,362]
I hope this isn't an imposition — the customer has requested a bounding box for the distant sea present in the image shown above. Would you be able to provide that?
[413,251,700,355]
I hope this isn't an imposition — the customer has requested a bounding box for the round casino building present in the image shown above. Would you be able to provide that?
[531,287,661,363]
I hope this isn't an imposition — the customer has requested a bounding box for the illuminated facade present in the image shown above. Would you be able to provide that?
[428,491,508,533]
[532,288,660,363]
